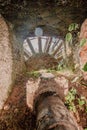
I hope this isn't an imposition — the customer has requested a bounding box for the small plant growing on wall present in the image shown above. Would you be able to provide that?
[65,87,87,119]
[63,23,79,70]
[65,88,77,112]
[83,62,87,72]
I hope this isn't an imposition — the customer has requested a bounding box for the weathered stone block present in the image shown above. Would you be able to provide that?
[79,19,87,80]
[0,15,24,110]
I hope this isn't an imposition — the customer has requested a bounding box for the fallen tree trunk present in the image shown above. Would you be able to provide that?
[34,73,81,130]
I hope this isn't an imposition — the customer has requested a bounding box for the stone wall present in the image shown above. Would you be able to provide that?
[79,19,87,80]
[12,5,87,42]
[0,1,87,42]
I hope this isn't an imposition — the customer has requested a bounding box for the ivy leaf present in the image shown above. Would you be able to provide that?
[68,23,79,32]
[83,62,87,71]
[74,23,79,30]
[84,128,87,130]
[78,99,85,106]
[80,38,87,47]
[65,33,72,42]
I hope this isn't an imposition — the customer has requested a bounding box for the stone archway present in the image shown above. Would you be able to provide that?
[23,36,64,71]
[23,36,63,60]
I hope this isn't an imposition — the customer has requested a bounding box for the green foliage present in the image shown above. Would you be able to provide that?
[83,62,87,71]
[65,88,87,114]
[70,88,77,95]
[68,102,76,112]
[78,99,85,106]
[57,64,63,71]
[65,33,72,42]
[84,128,87,130]
[65,88,77,112]
[26,71,40,78]
[47,69,56,73]
[65,88,76,102]
[85,106,87,113]
[78,96,87,112]
[68,23,79,32]
[80,38,87,47]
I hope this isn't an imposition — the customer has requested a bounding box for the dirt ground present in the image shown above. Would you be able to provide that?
[0,70,87,130]
[0,74,36,130]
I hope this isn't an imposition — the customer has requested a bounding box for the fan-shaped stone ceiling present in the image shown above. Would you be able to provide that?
[0,0,87,43]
